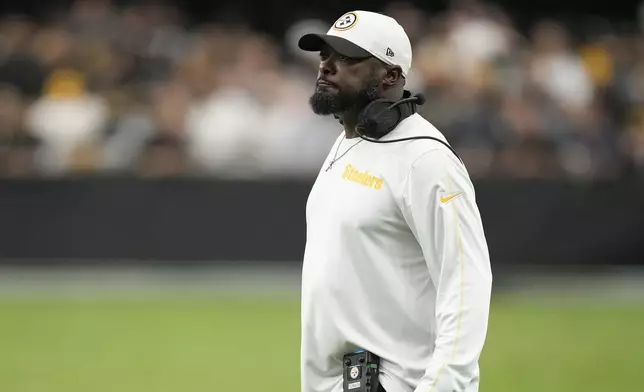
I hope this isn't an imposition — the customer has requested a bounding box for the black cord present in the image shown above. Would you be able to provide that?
[355,94,464,164]
[357,133,463,164]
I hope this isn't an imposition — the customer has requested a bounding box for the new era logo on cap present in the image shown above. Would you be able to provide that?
[298,10,413,77]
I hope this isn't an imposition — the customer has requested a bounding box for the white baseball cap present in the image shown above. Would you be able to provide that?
[298,10,413,77]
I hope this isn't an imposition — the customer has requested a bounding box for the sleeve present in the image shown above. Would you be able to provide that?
[399,149,493,392]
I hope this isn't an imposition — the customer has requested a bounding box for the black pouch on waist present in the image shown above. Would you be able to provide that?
[342,350,380,392]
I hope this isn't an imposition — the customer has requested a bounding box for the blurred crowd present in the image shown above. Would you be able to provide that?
[1,0,644,180]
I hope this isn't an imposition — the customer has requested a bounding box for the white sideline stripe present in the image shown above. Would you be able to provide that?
[0,263,643,302]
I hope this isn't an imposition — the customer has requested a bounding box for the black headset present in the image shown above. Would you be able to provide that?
[353,90,463,163]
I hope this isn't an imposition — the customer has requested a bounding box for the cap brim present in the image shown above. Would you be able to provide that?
[298,34,372,59]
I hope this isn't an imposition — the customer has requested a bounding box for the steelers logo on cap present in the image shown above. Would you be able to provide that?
[333,12,358,31]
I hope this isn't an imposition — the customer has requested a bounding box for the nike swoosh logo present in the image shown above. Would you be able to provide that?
[440,192,464,204]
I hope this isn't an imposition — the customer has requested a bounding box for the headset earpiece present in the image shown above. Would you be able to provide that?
[356,90,419,139]
[356,99,403,139]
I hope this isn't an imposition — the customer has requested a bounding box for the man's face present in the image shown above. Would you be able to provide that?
[309,45,384,115]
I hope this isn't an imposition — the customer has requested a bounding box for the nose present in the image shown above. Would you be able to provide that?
[319,58,335,77]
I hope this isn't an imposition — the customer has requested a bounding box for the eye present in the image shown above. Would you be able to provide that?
[319,51,330,61]
[338,55,361,64]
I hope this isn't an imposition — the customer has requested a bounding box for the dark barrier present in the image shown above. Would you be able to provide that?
[1,178,644,270]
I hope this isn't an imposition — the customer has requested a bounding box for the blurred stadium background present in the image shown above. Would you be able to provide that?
[1,0,644,391]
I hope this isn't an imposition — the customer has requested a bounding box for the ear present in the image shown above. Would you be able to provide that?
[382,66,402,88]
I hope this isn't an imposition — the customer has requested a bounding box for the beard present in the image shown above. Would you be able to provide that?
[309,78,380,116]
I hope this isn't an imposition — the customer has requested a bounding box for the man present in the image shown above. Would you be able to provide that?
[298,10,493,392]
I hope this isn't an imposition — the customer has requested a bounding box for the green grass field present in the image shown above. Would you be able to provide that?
[1,294,642,392]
